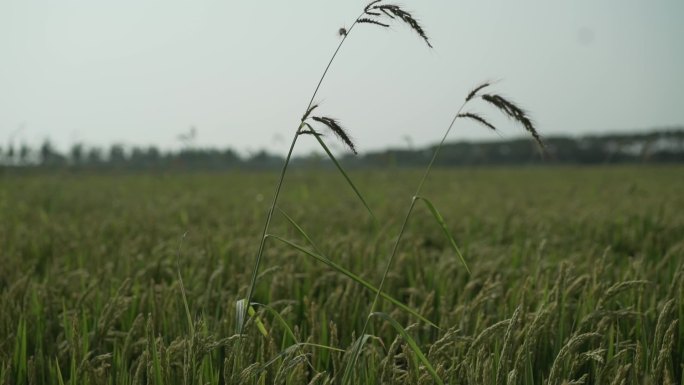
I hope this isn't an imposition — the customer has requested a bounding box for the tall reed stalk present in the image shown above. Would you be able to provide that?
[240,0,434,336]
[342,83,544,383]
[238,2,544,383]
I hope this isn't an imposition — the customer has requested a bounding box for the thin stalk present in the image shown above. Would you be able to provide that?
[240,13,365,335]
[343,99,469,383]
[240,127,301,334]
[305,17,363,111]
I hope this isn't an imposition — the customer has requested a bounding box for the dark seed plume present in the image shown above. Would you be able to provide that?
[312,116,357,154]
[481,94,544,149]
[457,113,497,131]
[357,18,390,28]
[364,0,382,13]
[379,8,395,19]
[466,82,491,102]
[301,104,319,122]
[374,4,432,48]
[299,129,324,137]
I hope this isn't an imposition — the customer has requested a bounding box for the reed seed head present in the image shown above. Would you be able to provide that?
[357,18,390,28]
[311,116,357,154]
[361,2,432,48]
[466,82,491,102]
[457,112,497,132]
[364,0,383,13]
[298,129,324,137]
[302,104,319,122]
[481,94,544,150]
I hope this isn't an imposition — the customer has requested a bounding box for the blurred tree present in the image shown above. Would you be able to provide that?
[70,143,84,165]
[39,140,66,166]
[19,143,30,165]
[7,144,15,164]
[109,144,126,165]
[87,147,103,165]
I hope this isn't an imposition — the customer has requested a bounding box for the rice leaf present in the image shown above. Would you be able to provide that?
[235,299,268,337]
[251,302,298,345]
[55,358,66,385]
[415,196,470,274]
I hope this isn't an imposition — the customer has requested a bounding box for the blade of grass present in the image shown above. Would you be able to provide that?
[55,357,65,385]
[265,234,438,329]
[304,124,376,221]
[415,196,470,274]
[344,95,472,385]
[236,299,268,337]
[277,207,322,254]
[252,302,298,345]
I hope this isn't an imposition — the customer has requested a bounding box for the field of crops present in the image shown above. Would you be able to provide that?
[0,166,682,384]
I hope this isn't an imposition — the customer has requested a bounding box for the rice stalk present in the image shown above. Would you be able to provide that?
[496,305,522,385]
[546,332,601,385]
[651,298,675,372]
[653,320,678,384]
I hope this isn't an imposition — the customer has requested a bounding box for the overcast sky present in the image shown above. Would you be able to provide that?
[1,1,683,156]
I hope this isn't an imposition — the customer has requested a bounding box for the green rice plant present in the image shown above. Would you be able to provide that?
[1,164,683,383]
[547,332,601,385]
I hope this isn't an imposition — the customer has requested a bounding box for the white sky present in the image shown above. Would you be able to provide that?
[1,0,683,156]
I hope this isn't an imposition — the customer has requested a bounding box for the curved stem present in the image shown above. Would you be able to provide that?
[343,100,469,383]
[305,17,362,111]
[240,126,302,335]
[240,13,365,335]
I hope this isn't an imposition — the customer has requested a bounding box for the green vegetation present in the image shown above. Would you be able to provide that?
[1,1,682,384]
[1,167,682,384]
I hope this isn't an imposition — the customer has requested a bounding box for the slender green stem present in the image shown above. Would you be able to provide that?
[343,100,469,383]
[240,127,301,334]
[240,13,365,335]
[305,18,362,111]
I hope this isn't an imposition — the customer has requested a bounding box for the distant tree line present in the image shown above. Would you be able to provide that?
[342,128,684,168]
[0,142,280,170]
[1,128,683,171]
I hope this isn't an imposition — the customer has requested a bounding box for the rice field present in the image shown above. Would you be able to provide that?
[0,166,682,384]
